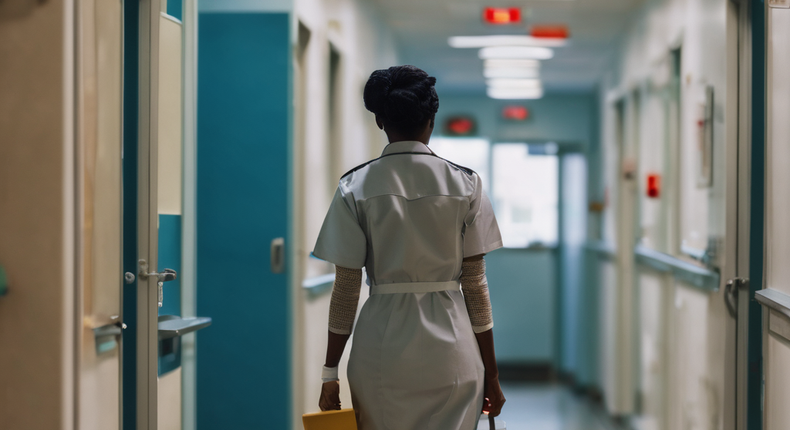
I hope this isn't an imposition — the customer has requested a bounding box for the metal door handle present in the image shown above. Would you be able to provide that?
[138,259,178,282]
[156,268,177,282]
[271,237,285,274]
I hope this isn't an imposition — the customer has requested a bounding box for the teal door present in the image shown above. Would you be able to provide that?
[196,13,291,430]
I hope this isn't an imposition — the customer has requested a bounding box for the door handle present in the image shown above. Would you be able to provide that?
[138,260,177,282]
[155,268,177,283]
[138,260,178,307]
[271,237,285,274]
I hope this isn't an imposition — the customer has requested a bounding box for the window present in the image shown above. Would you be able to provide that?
[492,143,558,248]
[431,137,559,248]
[428,137,490,193]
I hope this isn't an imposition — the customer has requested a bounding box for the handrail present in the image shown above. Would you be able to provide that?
[634,245,720,292]
[756,288,790,321]
[302,273,335,297]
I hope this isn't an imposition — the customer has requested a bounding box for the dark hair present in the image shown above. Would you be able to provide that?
[363,65,439,134]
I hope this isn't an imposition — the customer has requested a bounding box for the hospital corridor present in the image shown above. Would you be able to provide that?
[1,0,789,429]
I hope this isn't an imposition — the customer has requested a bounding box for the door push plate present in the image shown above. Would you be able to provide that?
[271,237,285,274]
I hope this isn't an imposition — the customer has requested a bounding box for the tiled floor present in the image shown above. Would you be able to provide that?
[493,383,624,430]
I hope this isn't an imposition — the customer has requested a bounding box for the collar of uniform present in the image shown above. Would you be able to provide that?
[381,141,433,156]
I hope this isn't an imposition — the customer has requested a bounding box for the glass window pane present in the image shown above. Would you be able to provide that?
[429,137,491,191]
[492,143,558,248]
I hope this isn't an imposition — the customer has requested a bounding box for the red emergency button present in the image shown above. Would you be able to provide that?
[646,173,661,198]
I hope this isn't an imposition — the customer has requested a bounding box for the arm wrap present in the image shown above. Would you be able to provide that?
[460,258,494,333]
[328,266,363,335]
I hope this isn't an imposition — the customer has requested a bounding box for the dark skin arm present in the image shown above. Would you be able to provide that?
[318,331,350,411]
[465,254,506,417]
[475,328,506,417]
[319,255,506,417]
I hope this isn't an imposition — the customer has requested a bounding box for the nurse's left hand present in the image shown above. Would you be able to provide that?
[482,376,506,417]
[319,381,342,411]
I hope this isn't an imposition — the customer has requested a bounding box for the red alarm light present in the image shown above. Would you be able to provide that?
[483,7,521,25]
[445,117,476,136]
[502,106,529,121]
[646,173,661,198]
[531,25,570,39]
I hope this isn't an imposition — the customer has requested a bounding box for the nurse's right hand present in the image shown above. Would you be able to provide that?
[319,381,342,411]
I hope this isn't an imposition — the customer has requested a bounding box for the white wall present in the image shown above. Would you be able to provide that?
[595,0,738,427]
[290,0,397,427]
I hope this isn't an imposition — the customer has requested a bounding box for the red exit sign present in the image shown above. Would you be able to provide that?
[445,116,476,136]
[483,7,521,25]
[502,105,529,121]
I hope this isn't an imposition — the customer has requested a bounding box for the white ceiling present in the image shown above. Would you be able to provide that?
[365,0,645,95]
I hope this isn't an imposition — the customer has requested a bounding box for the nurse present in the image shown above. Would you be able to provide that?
[314,65,506,430]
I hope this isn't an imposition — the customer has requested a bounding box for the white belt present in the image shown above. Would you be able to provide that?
[370,280,460,295]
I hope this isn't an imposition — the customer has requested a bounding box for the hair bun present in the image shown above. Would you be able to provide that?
[363,65,439,134]
[363,70,392,116]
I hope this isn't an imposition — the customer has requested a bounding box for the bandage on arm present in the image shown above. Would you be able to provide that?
[328,265,363,335]
[460,258,494,333]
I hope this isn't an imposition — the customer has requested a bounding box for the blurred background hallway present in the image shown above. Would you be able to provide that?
[1,0,787,429]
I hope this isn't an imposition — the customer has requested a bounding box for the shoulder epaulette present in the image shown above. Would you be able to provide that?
[340,157,381,179]
[440,158,475,176]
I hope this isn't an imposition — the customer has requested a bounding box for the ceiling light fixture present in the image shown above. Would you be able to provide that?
[483,67,540,79]
[479,46,554,60]
[487,78,542,89]
[484,59,541,69]
[448,35,567,48]
[487,87,544,100]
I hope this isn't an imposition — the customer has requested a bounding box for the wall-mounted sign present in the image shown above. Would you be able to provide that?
[769,0,790,8]
[502,105,529,121]
[530,25,569,39]
[483,7,521,25]
[444,116,476,136]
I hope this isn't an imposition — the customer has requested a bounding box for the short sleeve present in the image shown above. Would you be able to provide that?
[312,186,367,269]
[463,175,503,257]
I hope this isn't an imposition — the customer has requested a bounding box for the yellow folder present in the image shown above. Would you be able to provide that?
[302,409,357,430]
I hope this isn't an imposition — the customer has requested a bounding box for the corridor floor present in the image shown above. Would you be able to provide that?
[496,383,625,430]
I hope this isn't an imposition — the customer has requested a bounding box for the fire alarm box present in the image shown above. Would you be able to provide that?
[646,173,661,198]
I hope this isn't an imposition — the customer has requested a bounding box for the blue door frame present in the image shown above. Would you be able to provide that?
[122,2,140,428]
[196,13,292,430]
[747,1,765,429]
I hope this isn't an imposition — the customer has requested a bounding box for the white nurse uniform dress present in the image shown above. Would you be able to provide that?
[313,140,503,430]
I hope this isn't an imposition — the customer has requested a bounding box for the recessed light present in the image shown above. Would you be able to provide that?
[448,35,567,48]
[479,46,554,60]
